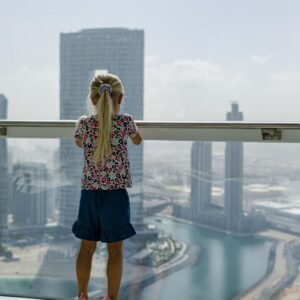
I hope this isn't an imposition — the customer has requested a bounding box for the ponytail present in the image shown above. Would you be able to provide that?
[93,90,114,164]
[90,74,124,165]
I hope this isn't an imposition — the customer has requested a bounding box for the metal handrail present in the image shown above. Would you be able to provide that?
[1,120,300,129]
[1,120,300,142]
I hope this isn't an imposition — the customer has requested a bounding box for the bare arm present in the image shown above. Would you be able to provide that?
[74,116,86,148]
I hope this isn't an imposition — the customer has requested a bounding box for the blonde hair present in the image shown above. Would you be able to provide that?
[90,73,124,164]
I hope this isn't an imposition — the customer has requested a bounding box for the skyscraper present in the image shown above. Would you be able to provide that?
[190,141,212,221]
[59,28,144,230]
[224,102,244,231]
[0,94,9,241]
[12,163,48,227]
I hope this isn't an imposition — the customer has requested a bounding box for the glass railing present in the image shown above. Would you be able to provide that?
[1,120,300,300]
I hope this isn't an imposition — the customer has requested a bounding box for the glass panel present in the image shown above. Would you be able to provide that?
[2,138,300,299]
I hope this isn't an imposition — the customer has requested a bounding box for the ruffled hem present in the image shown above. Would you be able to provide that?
[72,220,136,243]
[101,223,136,243]
[72,220,101,241]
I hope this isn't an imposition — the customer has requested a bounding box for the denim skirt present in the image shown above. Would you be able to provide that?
[72,188,136,243]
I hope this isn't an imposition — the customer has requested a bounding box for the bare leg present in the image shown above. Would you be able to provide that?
[76,240,97,299]
[106,241,123,300]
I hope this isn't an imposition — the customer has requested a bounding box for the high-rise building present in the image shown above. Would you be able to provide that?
[0,94,9,241]
[12,163,48,227]
[59,28,144,230]
[190,141,212,221]
[177,102,262,233]
[224,102,244,231]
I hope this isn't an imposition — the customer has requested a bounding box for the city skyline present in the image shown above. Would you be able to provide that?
[2,3,300,298]
[2,98,300,298]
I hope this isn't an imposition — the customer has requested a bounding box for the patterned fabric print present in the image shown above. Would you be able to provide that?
[74,113,138,190]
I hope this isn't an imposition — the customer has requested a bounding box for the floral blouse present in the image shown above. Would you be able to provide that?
[74,113,138,190]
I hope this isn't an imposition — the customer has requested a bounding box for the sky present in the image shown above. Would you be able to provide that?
[1,0,300,121]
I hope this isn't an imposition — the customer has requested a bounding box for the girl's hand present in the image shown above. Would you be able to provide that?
[75,138,83,148]
[130,128,142,145]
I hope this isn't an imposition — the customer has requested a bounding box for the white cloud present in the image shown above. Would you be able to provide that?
[267,71,299,85]
[145,55,300,122]
[3,55,300,123]
[250,54,272,64]
[145,57,227,121]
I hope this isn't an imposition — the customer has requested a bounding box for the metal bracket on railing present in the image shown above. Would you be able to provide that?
[261,128,281,140]
[0,127,7,136]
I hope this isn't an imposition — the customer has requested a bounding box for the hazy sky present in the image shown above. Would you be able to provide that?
[1,0,300,121]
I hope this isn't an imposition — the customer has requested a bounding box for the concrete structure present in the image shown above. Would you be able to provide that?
[0,94,9,241]
[59,28,144,230]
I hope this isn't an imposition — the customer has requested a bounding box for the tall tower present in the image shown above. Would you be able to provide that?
[224,102,244,231]
[12,163,48,227]
[59,28,144,229]
[0,94,9,241]
[190,141,212,221]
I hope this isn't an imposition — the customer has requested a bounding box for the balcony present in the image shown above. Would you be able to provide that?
[1,120,300,300]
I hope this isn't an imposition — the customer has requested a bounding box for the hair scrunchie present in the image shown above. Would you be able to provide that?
[98,84,112,95]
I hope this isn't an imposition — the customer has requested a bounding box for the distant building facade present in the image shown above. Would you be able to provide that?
[224,102,244,231]
[190,141,212,221]
[59,28,144,230]
[0,94,9,241]
[177,102,265,234]
[12,163,48,227]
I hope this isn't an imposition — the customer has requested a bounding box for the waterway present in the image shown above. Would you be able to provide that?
[137,216,273,300]
[0,216,273,300]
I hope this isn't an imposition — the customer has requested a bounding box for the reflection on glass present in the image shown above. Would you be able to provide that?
[3,135,300,299]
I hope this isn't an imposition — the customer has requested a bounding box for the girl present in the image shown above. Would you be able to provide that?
[72,73,143,300]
